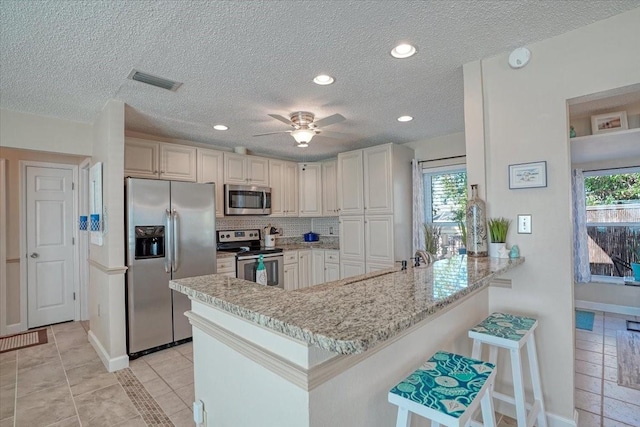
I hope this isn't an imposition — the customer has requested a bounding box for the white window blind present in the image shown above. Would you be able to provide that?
[423,167,467,225]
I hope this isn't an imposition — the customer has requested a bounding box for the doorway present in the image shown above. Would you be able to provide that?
[21,161,79,328]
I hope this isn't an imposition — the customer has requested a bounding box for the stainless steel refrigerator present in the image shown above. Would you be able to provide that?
[125,178,216,356]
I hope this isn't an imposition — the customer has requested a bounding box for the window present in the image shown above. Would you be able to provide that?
[584,168,640,281]
[423,166,467,255]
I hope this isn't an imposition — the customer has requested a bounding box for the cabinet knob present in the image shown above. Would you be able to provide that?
[154,170,158,174]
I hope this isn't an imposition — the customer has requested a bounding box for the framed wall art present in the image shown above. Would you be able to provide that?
[591,111,628,135]
[509,161,547,189]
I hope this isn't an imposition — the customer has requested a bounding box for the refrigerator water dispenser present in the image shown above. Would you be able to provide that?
[135,226,165,259]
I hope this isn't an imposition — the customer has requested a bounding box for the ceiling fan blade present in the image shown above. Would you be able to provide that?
[253,130,292,137]
[268,114,293,125]
[314,113,345,128]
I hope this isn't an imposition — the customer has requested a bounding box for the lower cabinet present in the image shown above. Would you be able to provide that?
[325,261,340,282]
[216,257,236,278]
[340,260,365,279]
[312,250,325,286]
[283,250,299,291]
[298,250,312,289]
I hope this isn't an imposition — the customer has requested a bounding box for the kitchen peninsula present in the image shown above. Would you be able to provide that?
[170,256,523,426]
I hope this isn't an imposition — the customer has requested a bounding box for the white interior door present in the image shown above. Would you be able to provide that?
[26,166,75,328]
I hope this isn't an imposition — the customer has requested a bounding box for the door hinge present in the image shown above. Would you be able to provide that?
[72,182,75,190]
[72,237,75,245]
[73,292,76,300]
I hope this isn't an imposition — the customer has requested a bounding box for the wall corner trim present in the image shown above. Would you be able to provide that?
[88,330,129,372]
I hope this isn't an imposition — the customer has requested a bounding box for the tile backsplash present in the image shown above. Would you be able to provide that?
[217,216,339,237]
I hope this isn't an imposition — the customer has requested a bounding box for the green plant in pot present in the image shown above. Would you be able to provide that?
[423,223,441,258]
[487,217,511,258]
[454,210,467,255]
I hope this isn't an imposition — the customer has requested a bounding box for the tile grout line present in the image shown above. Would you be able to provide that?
[51,325,84,427]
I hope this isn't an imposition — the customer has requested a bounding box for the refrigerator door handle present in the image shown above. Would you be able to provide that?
[165,209,172,273]
[172,209,179,272]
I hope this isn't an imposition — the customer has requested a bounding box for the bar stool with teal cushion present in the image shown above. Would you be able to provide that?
[468,312,547,427]
[388,351,497,427]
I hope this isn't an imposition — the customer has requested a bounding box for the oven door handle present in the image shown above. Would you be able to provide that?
[237,253,283,261]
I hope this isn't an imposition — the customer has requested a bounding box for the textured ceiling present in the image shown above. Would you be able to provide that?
[2,1,640,161]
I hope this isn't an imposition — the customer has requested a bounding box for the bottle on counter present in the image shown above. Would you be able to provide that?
[256,254,267,286]
[466,184,488,257]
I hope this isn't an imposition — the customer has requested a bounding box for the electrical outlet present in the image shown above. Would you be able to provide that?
[517,214,532,234]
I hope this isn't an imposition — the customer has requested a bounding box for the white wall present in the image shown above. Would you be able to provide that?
[403,131,465,165]
[0,108,93,156]
[88,99,128,371]
[464,8,640,422]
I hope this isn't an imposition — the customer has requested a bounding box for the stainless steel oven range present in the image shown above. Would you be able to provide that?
[217,229,284,288]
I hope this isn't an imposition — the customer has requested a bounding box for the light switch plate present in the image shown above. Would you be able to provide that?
[517,214,532,234]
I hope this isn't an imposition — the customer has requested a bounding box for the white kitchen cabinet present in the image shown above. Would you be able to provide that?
[216,257,236,278]
[125,138,196,181]
[322,160,339,216]
[340,260,365,279]
[270,160,298,217]
[298,163,322,217]
[223,153,269,186]
[298,250,312,288]
[311,250,325,286]
[324,250,340,282]
[364,215,394,264]
[339,216,365,261]
[197,148,225,218]
[337,150,364,215]
[284,264,299,291]
[325,262,340,282]
[363,145,393,214]
[366,262,393,273]
[337,143,413,274]
[283,250,298,265]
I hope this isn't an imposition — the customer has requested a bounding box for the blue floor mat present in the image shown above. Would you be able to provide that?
[576,310,595,331]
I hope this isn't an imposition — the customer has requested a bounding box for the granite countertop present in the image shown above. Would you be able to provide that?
[171,255,524,355]
[277,242,340,250]
[216,251,236,259]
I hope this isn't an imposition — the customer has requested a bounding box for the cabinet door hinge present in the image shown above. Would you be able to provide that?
[72,182,75,190]
[73,292,76,300]
[72,237,75,245]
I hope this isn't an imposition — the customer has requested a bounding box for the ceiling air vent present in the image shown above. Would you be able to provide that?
[127,69,182,92]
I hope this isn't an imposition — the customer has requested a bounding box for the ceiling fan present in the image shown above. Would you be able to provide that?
[253,111,345,147]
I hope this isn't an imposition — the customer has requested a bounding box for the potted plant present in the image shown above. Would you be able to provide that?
[487,217,511,258]
[423,223,441,258]
[454,210,467,255]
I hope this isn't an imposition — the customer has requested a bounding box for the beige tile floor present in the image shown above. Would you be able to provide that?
[575,311,640,427]
[3,311,638,426]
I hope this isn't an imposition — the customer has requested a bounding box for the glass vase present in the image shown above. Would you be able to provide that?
[466,184,488,257]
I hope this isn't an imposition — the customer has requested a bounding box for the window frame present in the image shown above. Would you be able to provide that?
[422,164,467,229]
[583,166,640,283]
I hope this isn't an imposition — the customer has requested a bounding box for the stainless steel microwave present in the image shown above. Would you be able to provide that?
[224,184,271,215]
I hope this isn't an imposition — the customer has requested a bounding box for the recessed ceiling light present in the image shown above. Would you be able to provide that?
[213,125,228,131]
[397,115,413,122]
[391,43,417,59]
[313,74,335,85]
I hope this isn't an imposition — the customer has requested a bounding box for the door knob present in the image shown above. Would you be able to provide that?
[30,253,39,258]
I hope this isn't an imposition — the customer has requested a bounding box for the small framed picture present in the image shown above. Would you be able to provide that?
[509,161,547,189]
[591,111,628,135]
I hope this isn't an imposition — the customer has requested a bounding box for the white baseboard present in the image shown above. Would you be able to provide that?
[575,300,640,317]
[496,402,577,427]
[88,330,129,372]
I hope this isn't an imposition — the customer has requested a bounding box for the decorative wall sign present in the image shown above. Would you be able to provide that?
[509,161,547,189]
[89,162,103,246]
[591,111,628,135]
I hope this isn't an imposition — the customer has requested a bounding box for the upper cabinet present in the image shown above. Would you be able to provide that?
[224,153,269,186]
[125,138,196,181]
[322,160,339,216]
[337,150,364,215]
[269,159,298,217]
[197,148,225,218]
[299,163,322,217]
[363,145,393,215]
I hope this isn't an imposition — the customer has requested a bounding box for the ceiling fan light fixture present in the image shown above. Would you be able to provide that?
[313,74,335,85]
[397,115,413,122]
[391,43,416,59]
[292,128,315,145]
[213,124,229,130]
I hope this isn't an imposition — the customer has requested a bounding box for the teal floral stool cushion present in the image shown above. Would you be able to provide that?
[470,312,536,341]
[389,351,495,418]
